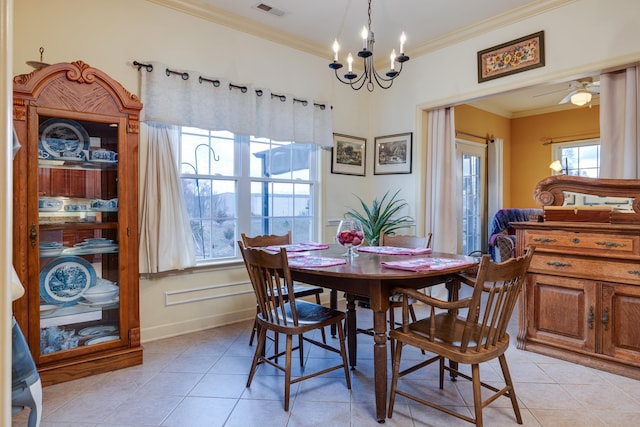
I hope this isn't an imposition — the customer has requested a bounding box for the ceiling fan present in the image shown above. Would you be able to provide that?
[558,80,600,105]
[535,79,601,106]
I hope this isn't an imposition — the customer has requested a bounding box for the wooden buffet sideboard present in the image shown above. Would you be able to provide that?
[513,175,640,379]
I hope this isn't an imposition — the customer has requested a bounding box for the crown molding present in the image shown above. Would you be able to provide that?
[146,0,327,57]
[408,0,575,59]
[147,0,576,63]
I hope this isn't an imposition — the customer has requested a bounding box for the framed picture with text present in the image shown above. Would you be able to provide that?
[331,133,366,176]
[374,132,412,175]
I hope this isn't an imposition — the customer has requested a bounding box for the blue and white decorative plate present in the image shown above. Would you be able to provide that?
[39,118,90,159]
[85,334,119,345]
[39,256,96,306]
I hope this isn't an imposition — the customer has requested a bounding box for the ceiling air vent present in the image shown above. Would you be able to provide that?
[254,2,286,17]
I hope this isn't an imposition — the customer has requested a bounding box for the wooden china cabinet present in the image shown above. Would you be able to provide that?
[513,175,640,379]
[12,61,143,385]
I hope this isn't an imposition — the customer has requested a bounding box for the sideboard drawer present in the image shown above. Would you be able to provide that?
[530,252,640,285]
[523,229,640,257]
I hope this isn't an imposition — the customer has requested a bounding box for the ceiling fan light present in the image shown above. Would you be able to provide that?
[570,91,592,106]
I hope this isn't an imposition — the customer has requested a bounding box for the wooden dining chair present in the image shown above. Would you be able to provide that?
[240,232,326,346]
[239,244,351,411]
[353,232,432,356]
[387,246,534,427]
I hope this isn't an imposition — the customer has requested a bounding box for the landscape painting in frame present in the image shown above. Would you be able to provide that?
[374,132,412,175]
[332,133,366,176]
[477,31,545,83]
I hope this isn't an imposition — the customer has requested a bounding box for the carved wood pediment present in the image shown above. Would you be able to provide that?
[533,175,640,213]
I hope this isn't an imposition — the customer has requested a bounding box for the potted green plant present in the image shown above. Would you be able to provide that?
[345,190,413,246]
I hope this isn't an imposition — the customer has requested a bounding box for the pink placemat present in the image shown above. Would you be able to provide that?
[357,246,433,256]
[264,242,330,253]
[381,257,475,272]
[288,256,347,268]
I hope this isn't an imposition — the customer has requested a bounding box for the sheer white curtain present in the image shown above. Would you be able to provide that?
[425,107,457,253]
[600,66,640,178]
[488,137,504,228]
[139,123,196,273]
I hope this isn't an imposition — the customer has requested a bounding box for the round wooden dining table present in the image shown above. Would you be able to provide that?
[288,244,477,423]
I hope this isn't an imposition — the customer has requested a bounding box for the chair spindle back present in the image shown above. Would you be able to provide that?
[239,244,299,328]
[459,247,534,353]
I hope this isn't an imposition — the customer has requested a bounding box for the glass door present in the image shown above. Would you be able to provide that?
[35,112,122,359]
[456,139,487,255]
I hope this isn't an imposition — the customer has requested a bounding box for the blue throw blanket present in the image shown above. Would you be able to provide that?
[488,208,542,261]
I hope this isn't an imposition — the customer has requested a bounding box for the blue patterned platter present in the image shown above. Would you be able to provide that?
[39,118,90,159]
[39,256,96,306]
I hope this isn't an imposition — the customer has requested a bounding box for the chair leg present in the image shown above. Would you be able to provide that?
[387,337,404,419]
[249,316,257,346]
[284,334,293,411]
[249,305,259,346]
[315,293,327,344]
[274,332,279,363]
[471,364,483,427]
[498,354,523,424]
[298,333,304,367]
[247,327,267,387]
[336,319,352,390]
[389,305,396,358]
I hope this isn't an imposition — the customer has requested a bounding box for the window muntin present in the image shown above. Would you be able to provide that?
[179,129,317,263]
[553,139,600,177]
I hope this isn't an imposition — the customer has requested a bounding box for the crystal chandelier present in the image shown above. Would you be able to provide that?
[329,0,409,92]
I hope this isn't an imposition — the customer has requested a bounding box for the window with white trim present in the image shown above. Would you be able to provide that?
[179,127,318,262]
[552,139,600,177]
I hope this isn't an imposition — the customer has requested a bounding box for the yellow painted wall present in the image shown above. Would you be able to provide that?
[455,105,513,207]
[457,104,600,209]
[511,107,600,207]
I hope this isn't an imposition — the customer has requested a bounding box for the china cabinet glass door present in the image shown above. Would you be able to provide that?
[36,112,123,359]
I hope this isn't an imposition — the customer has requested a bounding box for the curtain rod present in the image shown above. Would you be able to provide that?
[455,130,495,142]
[133,61,330,110]
[541,132,599,145]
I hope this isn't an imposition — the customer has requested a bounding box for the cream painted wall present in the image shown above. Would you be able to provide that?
[11,0,640,342]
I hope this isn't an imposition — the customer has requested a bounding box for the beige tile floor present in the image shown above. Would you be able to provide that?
[12,302,640,427]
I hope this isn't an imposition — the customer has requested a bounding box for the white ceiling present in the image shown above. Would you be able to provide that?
[187,0,598,116]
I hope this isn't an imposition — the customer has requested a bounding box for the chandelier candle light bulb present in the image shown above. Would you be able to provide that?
[400,32,406,54]
[390,50,396,71]
[333,39,339,61]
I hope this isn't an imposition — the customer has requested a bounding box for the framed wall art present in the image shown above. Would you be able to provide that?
[374,132,412,175]
[477,31,545,83]
[331,133,366,176]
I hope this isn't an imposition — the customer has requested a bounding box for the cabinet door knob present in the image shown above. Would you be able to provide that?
[602,307,609,331]
[588,306,594,329]
[29,222,37,248]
